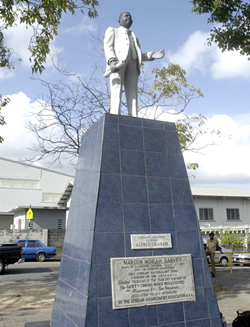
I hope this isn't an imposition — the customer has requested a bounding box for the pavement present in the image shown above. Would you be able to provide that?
[212,267,250,326]
[0,266,250,326]
[0,310,51,327]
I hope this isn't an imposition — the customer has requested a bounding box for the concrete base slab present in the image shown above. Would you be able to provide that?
[25,322,50,327]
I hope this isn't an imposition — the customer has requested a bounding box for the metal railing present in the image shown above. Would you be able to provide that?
[208,251,250,274]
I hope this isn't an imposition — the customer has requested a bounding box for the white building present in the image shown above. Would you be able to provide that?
[0,157,74,229]
[192,186,250,236]
[1,157,250,236]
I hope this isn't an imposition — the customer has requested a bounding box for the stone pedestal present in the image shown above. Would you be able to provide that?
[51,113,222,327]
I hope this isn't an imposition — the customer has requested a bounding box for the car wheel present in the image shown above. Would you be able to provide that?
[219,257,228,266]
[0,258,5,274]
[36,253,46,262]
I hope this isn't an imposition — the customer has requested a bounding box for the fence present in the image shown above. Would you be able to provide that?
[209,251,250,274]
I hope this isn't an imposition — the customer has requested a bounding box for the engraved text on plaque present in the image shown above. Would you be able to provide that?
[110,254,196,309]
[131,234,172,249]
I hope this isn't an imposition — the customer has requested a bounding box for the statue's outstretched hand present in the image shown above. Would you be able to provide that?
[152,49,165,59]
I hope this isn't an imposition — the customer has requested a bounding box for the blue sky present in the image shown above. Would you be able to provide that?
[1,0,250,188]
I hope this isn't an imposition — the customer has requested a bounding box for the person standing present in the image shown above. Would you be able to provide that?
[206,232,222,277]
[104,12,165,116]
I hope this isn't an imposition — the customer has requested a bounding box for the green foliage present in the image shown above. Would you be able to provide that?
[0,95,9,143]
[192,0,250,56]
[219,229,244,248]
[151,64,203,101]
[176,113,221,152]
[0,0,99,73]
[0,31,14,69]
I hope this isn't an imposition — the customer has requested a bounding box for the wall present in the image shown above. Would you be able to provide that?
[0,215,14,229]
[0,229,44,244]
[24,209,66,229]
[47,229,66,258]
[12,208,66,230]
[0,229,65,258]
[0,188,42,212]
[193,196,250,229]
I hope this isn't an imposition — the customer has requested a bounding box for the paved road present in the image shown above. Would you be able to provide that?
[1,262,249,326]
[213,267,250,325]
[0,260,60,325]
[0,261,60,291]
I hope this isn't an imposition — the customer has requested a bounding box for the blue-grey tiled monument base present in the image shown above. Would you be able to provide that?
[51,114,222,327]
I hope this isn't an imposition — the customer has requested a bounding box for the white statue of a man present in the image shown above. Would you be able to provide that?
[104,12,165,117]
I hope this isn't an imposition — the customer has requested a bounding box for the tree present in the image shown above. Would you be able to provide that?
[219,229,244,248]
[26,67,109,166]
[0,95,9,143]
[137,64,203,119]
[26,62,221,169]
[192,0,250,56]
[176,114,221,171]
[0,0,99,73]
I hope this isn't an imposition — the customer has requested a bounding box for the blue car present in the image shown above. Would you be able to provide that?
[15,240,56,262]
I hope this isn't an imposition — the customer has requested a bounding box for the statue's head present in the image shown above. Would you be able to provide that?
[118,12,133,29]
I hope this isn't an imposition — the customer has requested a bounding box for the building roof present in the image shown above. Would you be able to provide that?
[7,205,67,213]
[0,157,75,178]
[191,186,250,198]
[58,181,74,207]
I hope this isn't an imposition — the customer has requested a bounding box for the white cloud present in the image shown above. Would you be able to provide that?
[63,16,98,35]
[0,92,76,173]
[0,92,43,159]
[4,22,34,67]
[184,114,250,186]
[141,107,250,187]
[211,50,250,80]
[3,21,63,71]
[0,69,14,80]
[166,31,250,80]
[166,31,213,74]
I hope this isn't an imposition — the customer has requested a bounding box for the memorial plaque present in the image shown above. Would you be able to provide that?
[131,234,172,249]
[110,254,195,309]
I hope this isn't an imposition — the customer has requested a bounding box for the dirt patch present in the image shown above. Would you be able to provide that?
[214,284,230,293]
[0,287,56,312]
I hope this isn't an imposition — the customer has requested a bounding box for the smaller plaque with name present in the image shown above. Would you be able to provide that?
[131,234,172,249]
[111,254,196,310]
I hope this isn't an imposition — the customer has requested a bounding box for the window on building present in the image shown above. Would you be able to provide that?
[42,193,61,203]
[0,179,11,187]
[227,208,240,220]
[0,178,39,189]
[58,218,63,229]
[199,208,214,221]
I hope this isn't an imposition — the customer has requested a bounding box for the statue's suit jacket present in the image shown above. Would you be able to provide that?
[104,26,153,75]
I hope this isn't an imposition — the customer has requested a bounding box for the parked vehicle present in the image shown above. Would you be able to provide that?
[15,240,56,262]
[204,244,232,265]
[232,252,250,265]
[0,243,23,274]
